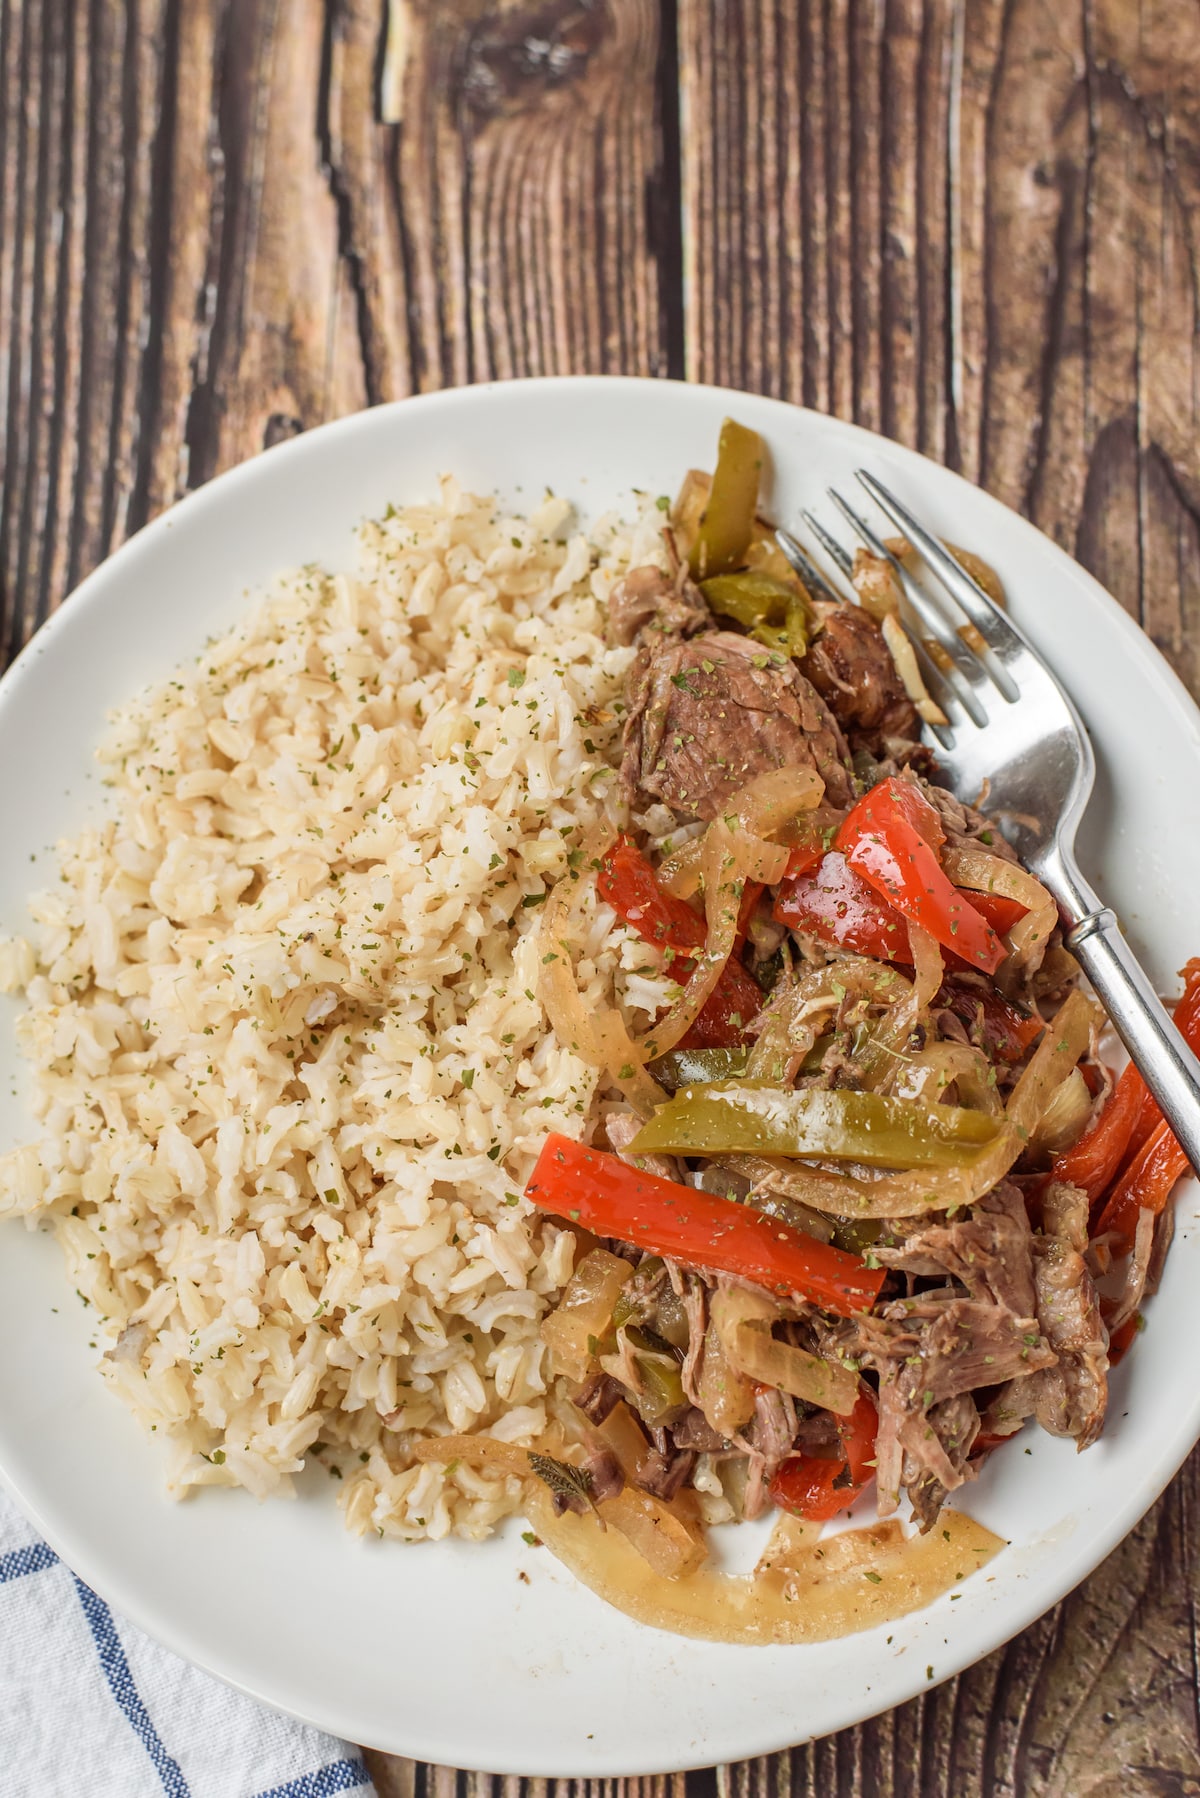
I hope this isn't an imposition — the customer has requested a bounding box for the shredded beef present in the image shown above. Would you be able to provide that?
[607,564,712,648]
[877,1181,1037,1319]
[854,1289,1054,1519]
[920,776,1019,863]
[620,630,854,821]
[605,1108,681,1184]
[983,1182,1108,1450]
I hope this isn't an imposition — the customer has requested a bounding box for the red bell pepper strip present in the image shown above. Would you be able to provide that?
[1056,1062,1148,1207]
[835,779,1005,974]
[597,836,705,960]
[773,850,914,962]
[965,890,1029,936]
[1093,1118,1189,1255]
[936,978,1043,1065]
[678,957,764,1049]
[525,1134,885,1318]
[769,1391,878,1521]
[597,837,761,1049]
[970,1428,1021,1458]
[1066,961,1200,1215]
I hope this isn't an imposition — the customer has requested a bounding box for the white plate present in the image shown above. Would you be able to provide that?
[2,378,1199,1775]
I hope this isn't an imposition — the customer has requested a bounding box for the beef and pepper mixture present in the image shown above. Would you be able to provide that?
[521,419,1195,1554]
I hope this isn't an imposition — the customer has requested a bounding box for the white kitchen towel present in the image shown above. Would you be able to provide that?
[0,1487,377,1798]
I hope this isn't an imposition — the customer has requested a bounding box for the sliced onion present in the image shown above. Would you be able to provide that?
[940,847,1057,974]
[594,1398,652,1481]
[731,1125,1021,1219]
[413,1435,531,1477]
[541,1249,633,1381]
[881,613,947,727]
[658,767,825,897]
[638,821,760,1060]
[857,922,942,1090]
[896,1043,1004,1117]
[523,1486,1004,1643]
[1006,987,1099,1138]
[698,1312,756,1436]
[593,1484,708,1578]
[1030,1067,1092,1156]
[539,870,666,1118]
[749,955,911,1082]
[711,1288,859,1415]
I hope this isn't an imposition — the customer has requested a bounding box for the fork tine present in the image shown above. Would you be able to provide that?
[801,510,855,580]
[825,489,994,722]
[854,470,1024,671]
[773,527,844,605]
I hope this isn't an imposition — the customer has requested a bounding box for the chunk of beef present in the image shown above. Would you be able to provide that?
[607,564,712,648]
[800,599,922,754]
[581,1445,624,1505]
[876,1181,1037,1319]
[621,630,854,822]
[672,1406,729,1453]
[854,1290,1055,1518]
[635,1447,697,1502]
[572,1371,625,1427]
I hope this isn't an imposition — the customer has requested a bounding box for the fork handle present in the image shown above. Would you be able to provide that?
[1049,856,1200,1174]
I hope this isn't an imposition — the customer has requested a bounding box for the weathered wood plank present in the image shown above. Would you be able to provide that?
[679,0,1200,692]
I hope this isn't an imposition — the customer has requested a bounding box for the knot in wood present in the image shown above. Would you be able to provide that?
[457,1,607,120]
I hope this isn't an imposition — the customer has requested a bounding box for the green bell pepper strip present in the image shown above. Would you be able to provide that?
[525,1134,884,1318]
[687,418,763,579]
[650,1046,751,1092]
[700,571,810,659]
[630,1082,1002,1167]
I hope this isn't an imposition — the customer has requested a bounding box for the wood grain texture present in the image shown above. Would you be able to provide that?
[3,1,1200,1793]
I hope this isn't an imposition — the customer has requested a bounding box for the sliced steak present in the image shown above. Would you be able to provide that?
[620,630,854,821]
[800,599,922,754]
[608,564,712,648]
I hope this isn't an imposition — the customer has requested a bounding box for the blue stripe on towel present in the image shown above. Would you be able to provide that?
[0,1541,58,1583]
[253,1759,370,1798]
[73,1576,193,1798]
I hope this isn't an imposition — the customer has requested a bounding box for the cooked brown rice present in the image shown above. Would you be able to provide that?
[0,479,678,1542]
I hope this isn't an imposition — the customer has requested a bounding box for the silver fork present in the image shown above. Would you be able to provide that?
[776,471,1200,1172]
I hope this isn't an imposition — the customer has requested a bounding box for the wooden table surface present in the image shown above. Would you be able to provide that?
[3,1,1199,1792]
